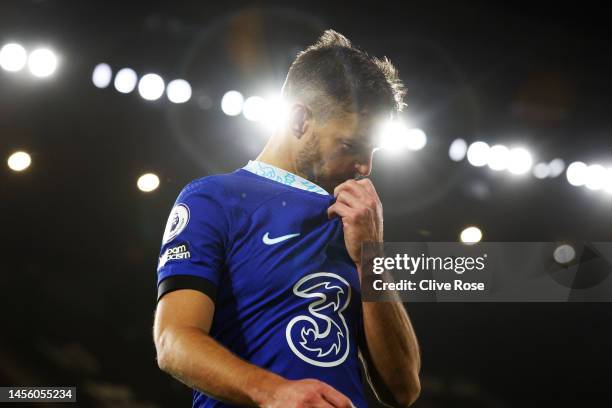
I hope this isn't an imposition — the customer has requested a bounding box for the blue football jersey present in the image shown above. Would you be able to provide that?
[156,160,367,408]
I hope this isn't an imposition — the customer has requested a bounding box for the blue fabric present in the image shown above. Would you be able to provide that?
[157,165,366,408]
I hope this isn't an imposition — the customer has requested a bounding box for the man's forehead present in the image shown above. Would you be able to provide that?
[329,109,390,147]
[350,112,386,146]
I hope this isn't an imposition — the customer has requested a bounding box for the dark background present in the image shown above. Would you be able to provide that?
[1,0,611,406]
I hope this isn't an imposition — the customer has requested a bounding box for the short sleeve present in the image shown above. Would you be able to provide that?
[156,180,229,302]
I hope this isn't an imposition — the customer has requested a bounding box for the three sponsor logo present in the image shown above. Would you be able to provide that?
[285,272,351,367]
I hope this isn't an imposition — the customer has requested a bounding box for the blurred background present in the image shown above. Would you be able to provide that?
[2,0,611,406]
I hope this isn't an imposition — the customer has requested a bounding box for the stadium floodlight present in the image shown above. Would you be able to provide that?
[221,90,244,116]
[27,48,58,78]
[137,173,160,192]
[548,158,566,178]
[604,168,612,194]
[243,96,266,121]
[448,138,467,162]
[487,144,510,171]
[405,128,427,151]
[377,120,426,152]
[378,120,408,151]
[114,68,138,94]
[566,161,588,187]
[507,147,532,175]
[533,162,550,179]
[92,63,112,88]
[7,151,32,172]
[460,226,482,244]
[260,94,289,132]
[166,79,192,103]
[466,141,490,167]
[584,164,607,191]
[0,43,27,72]
[138,73,165,101]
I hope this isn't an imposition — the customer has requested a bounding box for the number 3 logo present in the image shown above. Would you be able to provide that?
[285,272,351,367]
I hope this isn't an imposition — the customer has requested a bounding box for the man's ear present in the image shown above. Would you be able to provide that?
[289,104,312,139]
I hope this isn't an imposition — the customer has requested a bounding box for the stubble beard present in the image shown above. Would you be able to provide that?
[295,133,328,189]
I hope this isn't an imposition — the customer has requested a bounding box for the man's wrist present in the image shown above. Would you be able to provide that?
[357,241,385,279]
[360,241,384,264]
[244,368,287,407]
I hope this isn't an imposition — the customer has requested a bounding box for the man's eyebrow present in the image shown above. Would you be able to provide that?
[341,135,377,150]
[358,135,378,150]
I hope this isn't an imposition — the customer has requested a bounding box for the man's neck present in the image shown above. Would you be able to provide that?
[254,132,299,175]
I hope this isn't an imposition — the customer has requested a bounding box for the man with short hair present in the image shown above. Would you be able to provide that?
[153,30,421,408]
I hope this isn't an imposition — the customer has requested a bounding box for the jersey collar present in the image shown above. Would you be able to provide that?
[242,160,330,196]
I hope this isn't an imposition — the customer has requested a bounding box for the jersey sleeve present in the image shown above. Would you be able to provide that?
[156,180,229,302]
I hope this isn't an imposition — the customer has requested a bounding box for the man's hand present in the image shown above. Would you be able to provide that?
[327,179,383,270]
[260,379,354,408]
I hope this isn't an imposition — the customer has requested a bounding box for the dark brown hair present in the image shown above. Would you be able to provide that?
[282,29,405,121]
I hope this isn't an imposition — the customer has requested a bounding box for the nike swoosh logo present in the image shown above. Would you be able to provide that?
[262,232,300,245]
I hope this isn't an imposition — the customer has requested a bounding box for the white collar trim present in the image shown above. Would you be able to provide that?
[242,160,330,196]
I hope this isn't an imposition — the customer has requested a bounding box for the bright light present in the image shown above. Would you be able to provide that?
[138,73,165,101]
[7,151,31,172]
[377,121,426,151]
[0,43,27,72]
[460,226,482,244]
[466,141,490,167]
[92,63,112,88]
[261,94,289,132]
[243,96,266,121]
[405,128,427,151]
[137,173,160,192]
[604,168,612,194]
[553,244,576,265]
[449,138,467,161]
[548,158,566,178]
[507,147,532,175]
[166,79,192,103]
[378,120,409,151]
[114,68,138,94]
[566,161,588,187]
[221,90,244,116]
[585,164,607,191]
[27,48,58,78]
[487,144,510,171]
[533,162,550,179]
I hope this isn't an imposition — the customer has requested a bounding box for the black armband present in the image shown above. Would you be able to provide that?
[157,275,218,303]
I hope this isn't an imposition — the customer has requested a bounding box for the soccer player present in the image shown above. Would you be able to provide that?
[153,30,421,408]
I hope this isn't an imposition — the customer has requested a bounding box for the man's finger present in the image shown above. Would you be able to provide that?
[337,184,379,214]
[356,178,380,201]
[320,385,354,408]
[334,179,366,200]
[302,398,334,408]
[333,183,346,198]
[336,189,362,209]
[327,201,352,219]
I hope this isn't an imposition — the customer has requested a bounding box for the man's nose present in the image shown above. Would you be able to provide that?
[355,154,373,177]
